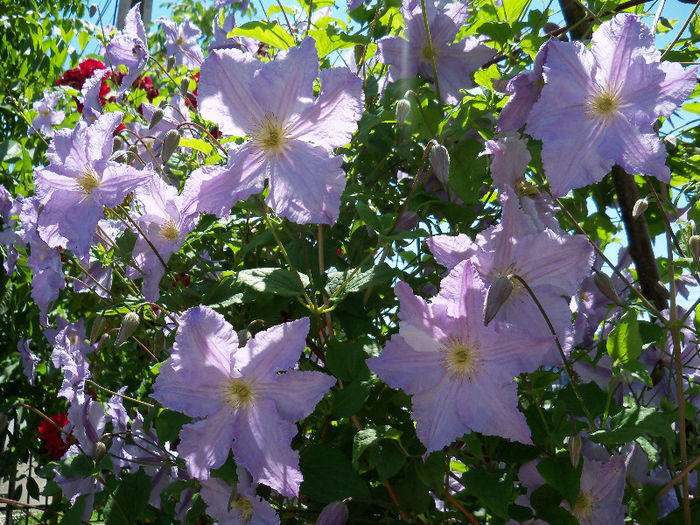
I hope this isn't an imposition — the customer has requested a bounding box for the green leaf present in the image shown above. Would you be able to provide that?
[0,140,22,162]
[325,339,371,382]
[236,267,309,296]
[179,137,212,154]
[230,21,295,50]
[58,454,95,478]
[368,440,405,480]
[104,469,151,525]
[60,494,87,525]
[606,309,642,364]
[356,201,388,233]
[308,28,369,58]
[589,405,674,445]
[619,360,653,387]
[331,380,371,417]
[393,466,433,513]
[325,262,393,301]
[414,452,445,492]
[503,0,531,23]
[300,444,370,503]
[462,468,513,519]
[536,453,581,507]
[352,425,401,468]
[155,408,191,444]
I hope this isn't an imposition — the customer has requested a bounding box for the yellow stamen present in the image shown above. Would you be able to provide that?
[585,87,622,123]
[159,219,179,242]
[76,166,100,195]
[221,377,257,412]
[572,490,597,523]
[440,336,483,382]
[250,112,289,156]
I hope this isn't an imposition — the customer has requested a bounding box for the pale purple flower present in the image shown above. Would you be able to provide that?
[158,17,204,69]
[152,307,335,495]
[129,97,190,168]
[18,197,65,325]
[190,38,363,224]
[427,197,593,363]
[526,14,697,197]
[377,0,495,105]
[34,112,154,261]
[127,176,200,300]
[49,319,94,401]
[72,261,112,298]
[80,69,109,121]
[199,469,279,524]
[497,39,552,133]
[209,13,255,53]
[0,185,22,273]
[105,3,149,101]
[513,453,626,525]
[215,0,250,10]
[18,338,40,385]
[31,90,64,136]
[367,261,550,451]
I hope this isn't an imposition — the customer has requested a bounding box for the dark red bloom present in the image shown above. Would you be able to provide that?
[38,412,74,460]
[184,72,200,110]
[56,59,110,113]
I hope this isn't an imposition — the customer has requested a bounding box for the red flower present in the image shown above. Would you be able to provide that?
[184,72,200,109]
[38,412,74,460]
[56,59,110,113]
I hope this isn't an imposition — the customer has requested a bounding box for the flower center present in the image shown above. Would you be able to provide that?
[251,112,289,156]
[230,495,254,523]
[158,219,179,242]
[176,36,184,46]
[76,166,100,194]
[572,490,597,523]
[440,336,482,382]
[221,377,257,412]
[586,87,621,123]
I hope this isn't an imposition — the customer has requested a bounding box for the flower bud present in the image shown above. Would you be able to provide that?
[238,328,252,347]
[167,56,176,70]
[93,441,107,463]
[690,235,700,263]
[180,77,190,96]
[593,271,623,307]
[568,434,582,468]
[483,275,513,326]
[89,4,98,17]
[429,143,450,186]
[161,129,180,163]
[149,108,164,129]
[112,136,123,152]
[316,501,349,525]
[632,198,648,219]
[90,315,107,344]
[396,98,410,126]
[97,332,110,351]
[115,312,140,347]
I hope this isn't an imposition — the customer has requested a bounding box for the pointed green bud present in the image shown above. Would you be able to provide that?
[690,235,700,263]
[115,312,140,347]
[483,275,514,326]
[429,143,450,186]
[149,109,164,129]
[112,136,123,152]
[396,98,410,126]
[180,77,190,96]
[167,56,176,70]
[568,434,582,468]
[593,271,623,307]
[89,4,98,17]
[97,332,110,351]
[238,328,252,347]
[93,441,107,462]
[632,198,648,219]
[161,129,180,163]
[90,315,107,344]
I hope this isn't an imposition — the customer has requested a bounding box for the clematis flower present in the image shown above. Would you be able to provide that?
[377,0,495,105]
[34,112,154,261]
[127,176,200,301]
[105,3,149,101]
[199,469,279,524]
[80,69,110,121]
[18,338,40,385]
[158,17,204,69]
[17,197,65,325]
[152,306,335,495]
[427,195,593,363]
[367,261,550,451]
[49,318,95,401]
[190,37,363,224]
[526,14,697,197]
[31,90,65,136]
